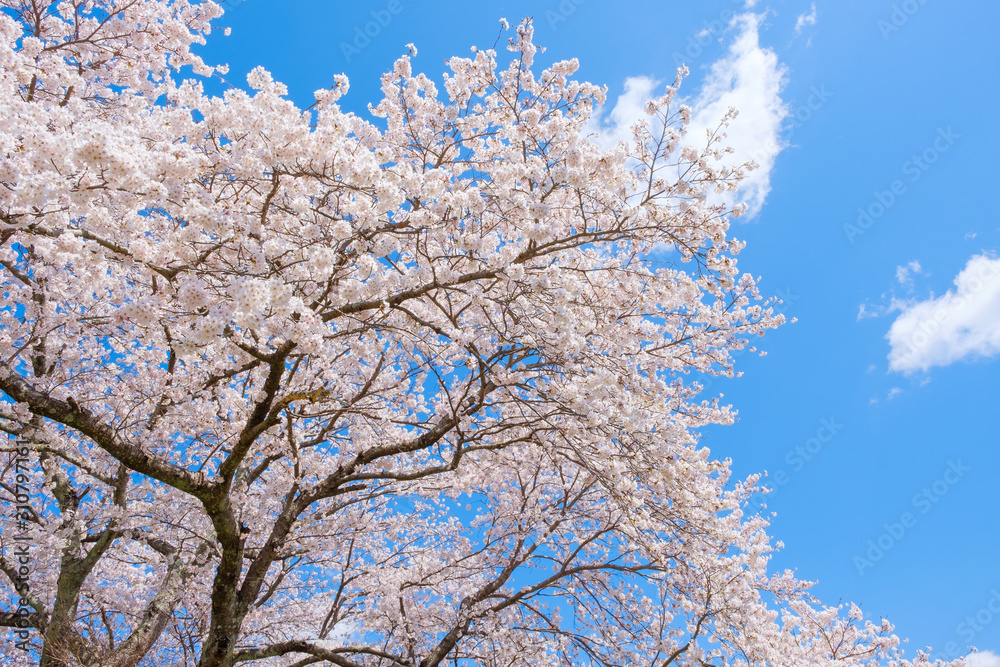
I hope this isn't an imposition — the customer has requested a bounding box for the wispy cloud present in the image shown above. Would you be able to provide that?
[857,303,877,321]
[795,3,818,34]
[895,259,923,286]
[887,254,1000,373]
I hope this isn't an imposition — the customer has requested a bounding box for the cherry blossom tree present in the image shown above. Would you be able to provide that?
[0,2,965,666]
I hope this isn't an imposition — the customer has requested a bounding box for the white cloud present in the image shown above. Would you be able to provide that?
[887,387,904,400]
[966,651,1000,667]
[685,13,789,217]
[588,12,788,219]
[895,259,923,286]
[795,3,818,34]
[744,0,760,7]
[857,303,877,321]
[887,254,1000,373]
[588,75,662,150]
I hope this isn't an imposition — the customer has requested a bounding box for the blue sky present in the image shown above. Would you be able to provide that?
[198,0,1000,662]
